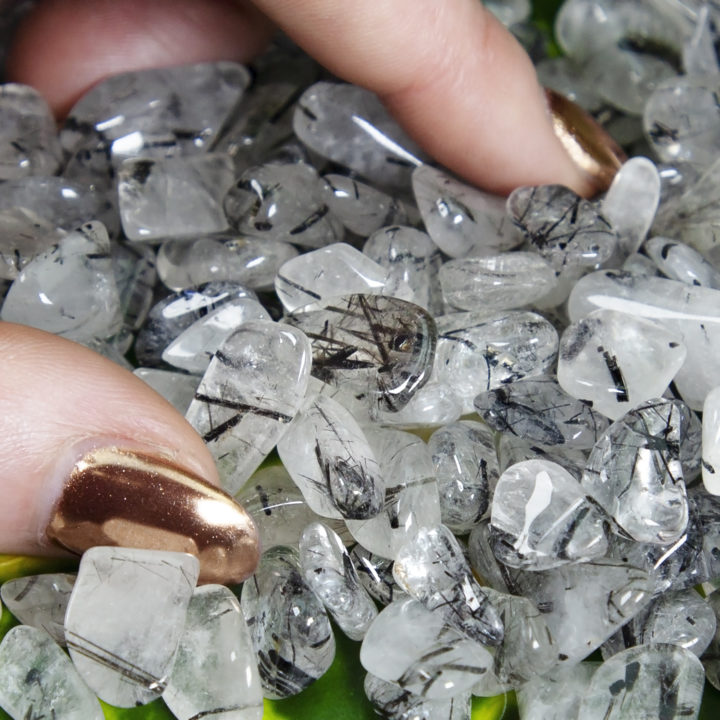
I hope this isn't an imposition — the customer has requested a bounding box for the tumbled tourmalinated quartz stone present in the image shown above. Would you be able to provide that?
[363,673,471,720]
[134,368,199,414]
[507,184,618,270]
[186,321,312,495]
[241,546,335,699]
[224,161,344,248]
[118,154,235,241]
[361,597,494,699]
[434,311,558,414]
[363,225,444,315]
[1,220,122,342]
[162,297,271,375]
[474,376,609,449]
[285,294,437,413]
[704,589,720,690]
[299,522,378,640]
[0,625,104,720]
[393,524,504,646]
[412,165,520,258]
[428,421,499,533]
[277,393,383,520]
[467,521,516,595]
[568,270,720,410]
[582,398,690,545]
[704,387,720,494]
[0,84,62,180]
[275,243,397,312]
[346,428,441,559]
[490,459,608,570]
[293,82,425,188]
[557,308,687,420]
[440,252,556,312]
[322,174,407,236]
[0,574,75,646]
[372,381,463,429]
[0,207,65,280]
[163,585,263,720]
[645,237,720,289]
[111,240,156,332]
[516,662,598,720]
[496,434,589,481]
[579,645,705,720]
[350,545,406,606]
[64,547,199,707]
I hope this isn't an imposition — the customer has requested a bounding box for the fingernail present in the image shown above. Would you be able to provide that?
[544,88,626,196]
[43,445,260,585]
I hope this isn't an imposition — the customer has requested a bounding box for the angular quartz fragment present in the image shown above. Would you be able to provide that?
[157,234,298,292]
[578,645,704,720]
[275,243,394,312]
[133,368,199,414]
[186,320,312,494]
[163,585,263,720]
[277,393,383,520]
[412,165,520,258]
[224,161,344,248]
[162,297,271,374]
[64,546,199,707]
[360,597,494,699]
[507,184,618,269]
[299,522,378,640]
[293,82,425,188]
[346,428,441,558]
[241,546,335,699]
[1,220,122,342]
[351,545,406,606]
[363,225,444,315]
[428,421,499,533]
[118,154,235,241]
[704,386,720,494]
[583,398,690,545]
[474,376,609,449]
[322,174,407,235]
[516,662,598,720]
[557,308,687,420]
[0,207,65,280]
[0,625,103,720]
[0,84,62,180]
[285,294,437,413]
[392,524,504,646]
[0,574,75,646]
[645,237,720,289]
[490,459,608,569]
[363,674,471,720]
[440,252,556,311]
[434,310,559,414]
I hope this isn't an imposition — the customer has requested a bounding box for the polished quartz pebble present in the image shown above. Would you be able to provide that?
[516,662,598,720]
[557,308,686,420]
[645,237,720,289]
[118,154,235,241]
[412,165,520,258]
[0,207,65,280]
[0,574,75,647]
[186,320,312,495]
[372,381,463,429]
[704,386,720,494]
[496,433,589,481]
[133,368,199,414]
[240,546,335,699]
[474,376,609,449]
[299,522,378,640]
[350,545,406,606]
[163,585,263,720]
[64,547,199,707]
[0,625,104,720]
[582,398,690,545]
[490,459,608,570]
[704,589,720,691]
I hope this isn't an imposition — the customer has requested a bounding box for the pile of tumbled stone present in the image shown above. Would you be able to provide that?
[2,0,720,718]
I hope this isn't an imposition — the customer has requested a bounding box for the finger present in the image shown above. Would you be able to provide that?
[5,0,275,118]
[252,0,606,195]
[0,322,259,584]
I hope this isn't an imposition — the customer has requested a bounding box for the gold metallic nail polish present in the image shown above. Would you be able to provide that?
[45,447,260,585]
[545,88,627,196]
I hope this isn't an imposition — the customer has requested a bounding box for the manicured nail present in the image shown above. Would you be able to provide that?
[544,88,626,196]
[44,446,260,585]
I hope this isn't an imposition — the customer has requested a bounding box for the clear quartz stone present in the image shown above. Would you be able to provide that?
[64,547,199,707]
[185,320,312,495]
[371,381,463,429]
[703,386,720,494]
[350,545,406,606]
[645,236,720,289]
[133,368,199,414]
[704,589,720,690]
[111,240,156,332]
[0,207,65,280]
[0,625,104,720]
[163,585,263,720]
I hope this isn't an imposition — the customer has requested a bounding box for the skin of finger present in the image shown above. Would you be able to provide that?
[5,0,275,118]
[0,322,219,555]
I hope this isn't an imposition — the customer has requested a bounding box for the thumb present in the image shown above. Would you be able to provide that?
[0,321,259,585]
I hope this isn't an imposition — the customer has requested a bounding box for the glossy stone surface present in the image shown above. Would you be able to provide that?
[0,208,64,281]
[517,662,598,720]
[350,545,406,606]
[645,237,720,289]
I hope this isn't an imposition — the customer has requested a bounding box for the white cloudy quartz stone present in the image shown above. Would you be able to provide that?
[704,386,720,494]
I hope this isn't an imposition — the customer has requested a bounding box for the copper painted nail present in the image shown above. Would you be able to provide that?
[45,446,260,585]
[545,87,627,196]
